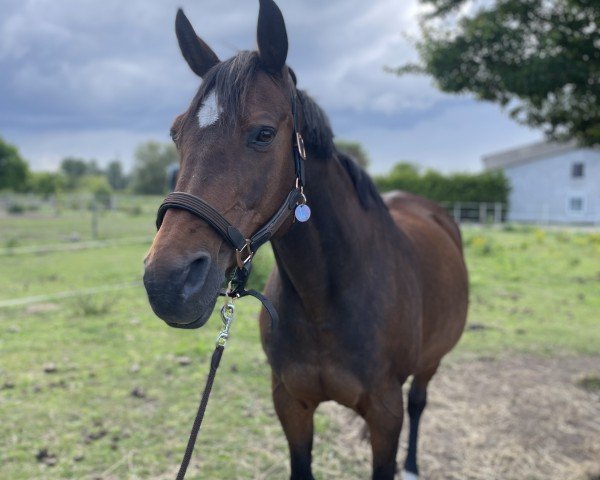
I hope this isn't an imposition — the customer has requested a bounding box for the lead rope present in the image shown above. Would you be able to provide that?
[175,295,236,480]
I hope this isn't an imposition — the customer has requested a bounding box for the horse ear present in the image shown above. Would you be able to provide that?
[257,0,288,73]
[175,9,219,78]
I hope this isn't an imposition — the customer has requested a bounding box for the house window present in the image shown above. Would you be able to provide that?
[571,162,584,178]
[568,196,584,213]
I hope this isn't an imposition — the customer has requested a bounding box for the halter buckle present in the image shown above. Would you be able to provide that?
[295,132,307,161]
[235,240,253,268]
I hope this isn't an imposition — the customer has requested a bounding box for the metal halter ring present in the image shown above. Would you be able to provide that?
[295,132,307,160]
[235,240,253,268]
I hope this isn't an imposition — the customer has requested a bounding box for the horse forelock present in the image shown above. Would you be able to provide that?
[191,51,261,126]
[190,51,334,153]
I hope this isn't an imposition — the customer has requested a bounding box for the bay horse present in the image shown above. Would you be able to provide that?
[143,1,468,478]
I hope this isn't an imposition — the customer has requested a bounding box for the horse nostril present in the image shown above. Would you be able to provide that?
[182,253,211,300]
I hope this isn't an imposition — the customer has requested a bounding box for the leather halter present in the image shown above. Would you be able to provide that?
[155,93,307,325]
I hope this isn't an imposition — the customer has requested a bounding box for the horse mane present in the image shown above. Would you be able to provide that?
[335,150,388,211]
[296,89,334,159]
[195,51,386,212]
[295,90,386,212]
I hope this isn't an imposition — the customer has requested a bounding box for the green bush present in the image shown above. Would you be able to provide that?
[73,295,115,316]
[28,172,66,198]
[7,203,26,214]
[6,202,39,214]
[374,162,510,204]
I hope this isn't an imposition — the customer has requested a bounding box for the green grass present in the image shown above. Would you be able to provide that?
[0,244,147,301]
[0,212,598,478]
[461,225,600,355]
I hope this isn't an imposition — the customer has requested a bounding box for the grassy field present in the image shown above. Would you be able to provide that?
[0,207,598,479]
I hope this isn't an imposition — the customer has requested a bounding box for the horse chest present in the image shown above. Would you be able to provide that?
[277,358,366,408]
[271,323,371,407]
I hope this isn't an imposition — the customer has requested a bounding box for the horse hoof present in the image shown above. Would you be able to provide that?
[402,470,418,480]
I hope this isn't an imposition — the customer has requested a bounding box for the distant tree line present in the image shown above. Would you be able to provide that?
[0,136,179,198]
[333,141,509,206]
[374,162,510,204]
[1,135,509,204]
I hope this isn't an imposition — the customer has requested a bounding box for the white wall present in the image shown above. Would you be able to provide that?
[505,148,600,224]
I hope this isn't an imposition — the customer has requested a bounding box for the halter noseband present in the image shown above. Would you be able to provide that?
[155,93,308,320]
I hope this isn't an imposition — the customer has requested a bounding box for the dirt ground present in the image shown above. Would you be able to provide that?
[321,354,600,480]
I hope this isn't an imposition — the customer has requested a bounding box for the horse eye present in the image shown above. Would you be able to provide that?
[255,127,276,145]
[170,129,179,144]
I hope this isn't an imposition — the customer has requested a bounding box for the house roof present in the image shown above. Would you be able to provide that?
[482,140,580,170]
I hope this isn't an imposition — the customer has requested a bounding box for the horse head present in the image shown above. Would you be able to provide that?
[143,0,301,328]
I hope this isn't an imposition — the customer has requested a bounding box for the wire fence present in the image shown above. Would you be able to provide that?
[439,201,507,224]
[0,193,162,247]
[0,282,142,309]
[2,194,597,238]
[2,193,510,222]
[0,192,162,216]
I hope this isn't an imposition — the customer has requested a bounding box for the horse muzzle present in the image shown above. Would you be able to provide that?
[143,251,221,329]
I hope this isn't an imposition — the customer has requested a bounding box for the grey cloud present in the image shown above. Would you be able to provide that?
[0,0,540,171]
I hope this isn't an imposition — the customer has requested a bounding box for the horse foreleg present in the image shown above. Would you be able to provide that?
[403,363,439,479]
[364,389,404,480]
[272,377,316,480]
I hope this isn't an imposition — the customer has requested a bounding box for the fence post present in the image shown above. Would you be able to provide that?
[479,202,487,224]
[494,202,502,224]
[541,203,549,225]
[453,202,461,223]
[91,199,98,239]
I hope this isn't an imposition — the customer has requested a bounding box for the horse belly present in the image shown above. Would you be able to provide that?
[385,193,469,371]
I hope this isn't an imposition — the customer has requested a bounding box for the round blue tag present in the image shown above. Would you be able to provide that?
[294,203,311,222]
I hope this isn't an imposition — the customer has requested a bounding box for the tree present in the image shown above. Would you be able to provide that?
[130,141,179,195]
[393,0,600,146]
[389,162,420,178]
[60,157,89,190]
[28,172,66,198]
[60,157,103,190]
[106,160,128,190]
[0,137,29,191]
[334,140,370,169]
[86,160,103,176]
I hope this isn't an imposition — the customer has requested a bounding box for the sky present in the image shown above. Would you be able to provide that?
[0,0,543,175]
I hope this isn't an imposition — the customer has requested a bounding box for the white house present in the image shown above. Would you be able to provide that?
[483,140,600,224]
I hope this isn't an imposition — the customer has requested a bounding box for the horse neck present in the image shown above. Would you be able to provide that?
[271,152,393,315]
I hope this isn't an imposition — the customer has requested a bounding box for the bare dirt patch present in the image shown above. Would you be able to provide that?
[76,354,599,480]
[25,302,59,314]
[321,354,600,480]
